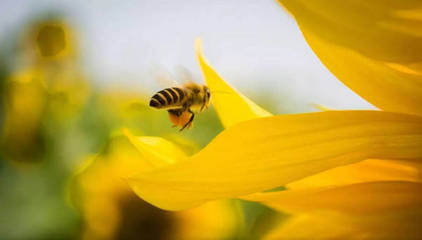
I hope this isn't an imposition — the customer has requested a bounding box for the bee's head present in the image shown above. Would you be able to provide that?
[204,86,211,102]
[201,85,211,111]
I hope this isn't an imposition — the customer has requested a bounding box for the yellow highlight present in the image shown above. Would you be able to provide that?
[123,128,187,168]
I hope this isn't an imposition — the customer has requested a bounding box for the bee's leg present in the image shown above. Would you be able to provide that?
[168,109,183,116]
[180,109,195,131]
[168,109,183,127]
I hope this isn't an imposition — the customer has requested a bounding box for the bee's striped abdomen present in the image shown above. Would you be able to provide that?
[171,87,185,102]
[149,87,185,109]
[166,88,179,103]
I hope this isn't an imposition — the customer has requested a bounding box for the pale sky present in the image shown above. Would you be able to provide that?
[0,0,374,113]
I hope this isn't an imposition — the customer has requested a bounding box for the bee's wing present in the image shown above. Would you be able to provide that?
[175,65,195,84]
[150,65,181,88]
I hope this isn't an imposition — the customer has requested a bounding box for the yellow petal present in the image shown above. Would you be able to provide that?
[278,0,422,116]
[287,159,422,189]
[128,111,422,210]
[264,210,422,240]
[243,181,422,215]
[123,129,187,168]
[195,39,272,128]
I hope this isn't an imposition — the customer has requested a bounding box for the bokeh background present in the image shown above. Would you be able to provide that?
[0,0,375,239]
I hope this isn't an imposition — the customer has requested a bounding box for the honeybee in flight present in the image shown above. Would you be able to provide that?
[149,71,211,131]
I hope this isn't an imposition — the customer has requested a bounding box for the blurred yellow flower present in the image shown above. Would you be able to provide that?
[75,134,239,240]
[28,19,89,121]
[1,19,90,162]
[124,33,422,239]
[33,20,89,121]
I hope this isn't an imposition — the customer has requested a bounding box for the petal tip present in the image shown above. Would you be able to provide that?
[194,38,203,54]
[311,103,333,112]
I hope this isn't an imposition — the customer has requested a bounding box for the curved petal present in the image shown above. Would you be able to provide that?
[123,129,187,168]
[243,181,422,215]
[128,111,422,210]
[278,0,422,116]
[195,39,272,129]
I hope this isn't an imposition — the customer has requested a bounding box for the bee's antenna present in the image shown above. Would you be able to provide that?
[210,90,232,95]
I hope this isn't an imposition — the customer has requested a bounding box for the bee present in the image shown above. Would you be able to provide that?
[149,82,211,131]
